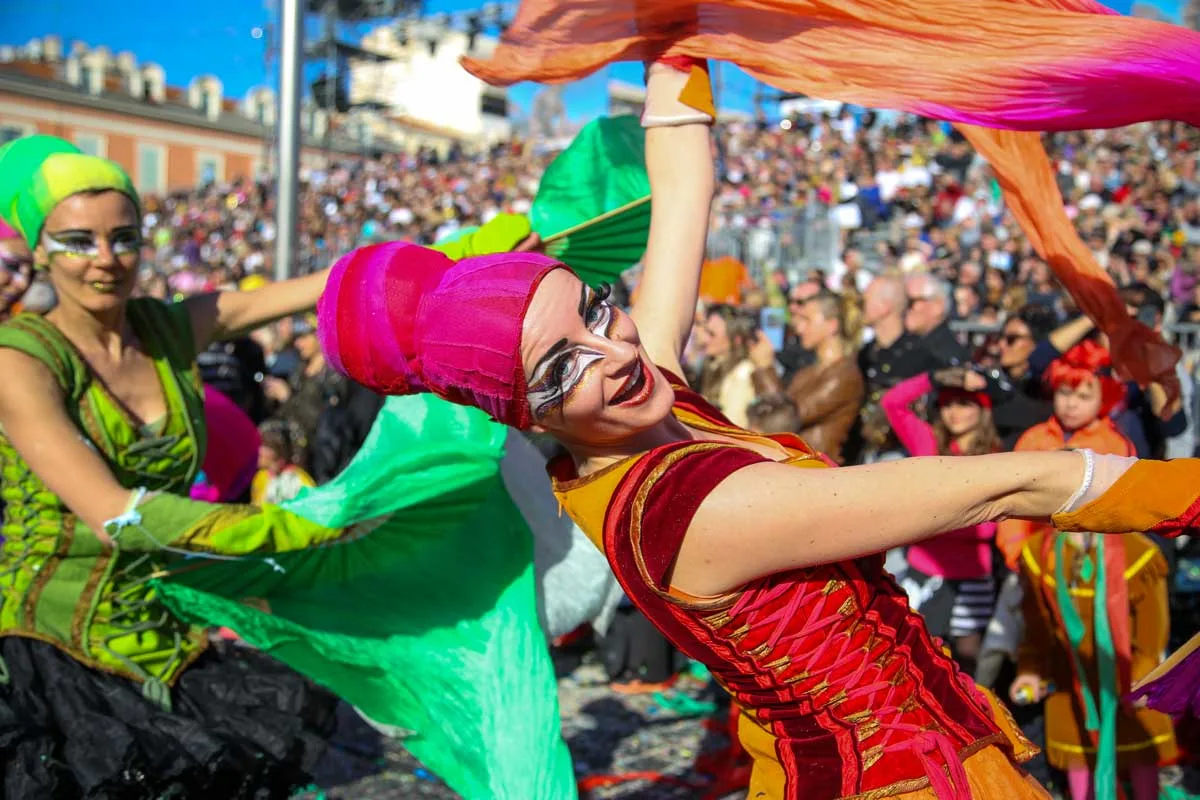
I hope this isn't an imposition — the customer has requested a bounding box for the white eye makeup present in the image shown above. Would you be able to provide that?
[527,285,616,419]
[43,229,142,259]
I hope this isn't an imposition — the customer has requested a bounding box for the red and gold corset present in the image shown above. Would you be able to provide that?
[550,372,1033,799]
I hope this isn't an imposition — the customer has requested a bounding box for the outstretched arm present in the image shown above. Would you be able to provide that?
[629,60,715,378]
[185,266,332,351]
[672,450,1086,596]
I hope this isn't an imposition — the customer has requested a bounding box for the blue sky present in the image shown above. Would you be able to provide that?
[0,0,1185,120]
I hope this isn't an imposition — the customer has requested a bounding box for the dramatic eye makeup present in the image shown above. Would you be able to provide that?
[43,228,142,258]
[528,284,616,418]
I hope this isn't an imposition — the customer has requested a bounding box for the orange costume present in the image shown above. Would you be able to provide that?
[551,371,1047,799]
[997,416,1135,571]
[1018,531,1176,771]
[1003,414,1176,778]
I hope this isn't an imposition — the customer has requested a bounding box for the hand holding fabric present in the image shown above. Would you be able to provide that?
[641,57,715,128]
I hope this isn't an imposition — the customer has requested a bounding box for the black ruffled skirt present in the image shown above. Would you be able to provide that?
[0,636,338,799]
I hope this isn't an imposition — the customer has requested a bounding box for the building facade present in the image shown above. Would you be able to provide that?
[0,35,370,195]
[350,22,512,152]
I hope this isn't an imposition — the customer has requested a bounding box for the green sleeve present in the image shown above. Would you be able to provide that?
[0,313,88,401]
[85,492,345,554]
[430,213,531,260]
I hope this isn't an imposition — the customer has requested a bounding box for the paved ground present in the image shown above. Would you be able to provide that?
[301,652,735,800]
[301,650,1199,800]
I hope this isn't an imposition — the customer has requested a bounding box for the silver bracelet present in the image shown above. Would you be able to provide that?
[1057,448,1096,515]
[640,112,714,128]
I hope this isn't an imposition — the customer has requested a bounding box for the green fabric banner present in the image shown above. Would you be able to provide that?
[156,396,575,799]
[530,115,651,287]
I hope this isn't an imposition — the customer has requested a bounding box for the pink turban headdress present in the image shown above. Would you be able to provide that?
[317,241,565,430]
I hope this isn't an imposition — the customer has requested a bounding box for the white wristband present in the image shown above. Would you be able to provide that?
[1057,449,1095,515]
[104,486,148,539]
[640,111,715,129]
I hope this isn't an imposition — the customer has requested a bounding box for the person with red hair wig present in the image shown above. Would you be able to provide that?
[1000,340,1175,800]
[1043,340,1127,432]
[997,341,1133,569]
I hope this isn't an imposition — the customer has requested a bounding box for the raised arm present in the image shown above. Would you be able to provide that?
[184,266,332,351]
[671,450,1087,597]
[881,372,938,456]
[629,59,716,378]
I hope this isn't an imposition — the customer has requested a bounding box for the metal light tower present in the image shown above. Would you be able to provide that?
[273,0,417,280]
[275,0,304,282]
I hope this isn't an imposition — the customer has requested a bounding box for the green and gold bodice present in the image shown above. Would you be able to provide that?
[0,298,209,688]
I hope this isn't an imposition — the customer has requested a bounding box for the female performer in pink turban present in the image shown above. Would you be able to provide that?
[320,56,1200,799]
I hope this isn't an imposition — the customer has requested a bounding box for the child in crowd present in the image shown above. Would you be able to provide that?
[251,419,315,506]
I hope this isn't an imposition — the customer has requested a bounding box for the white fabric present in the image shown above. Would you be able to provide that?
[1058,450,1138,515]
[899,571,944,612]
[949,577,996,638]
[1057,448,1095,515]
[1167,360,1196,460]
[500,431,623,640]
[979,571,1025,661]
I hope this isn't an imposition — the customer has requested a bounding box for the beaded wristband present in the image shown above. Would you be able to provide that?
[1057,448,1096,515]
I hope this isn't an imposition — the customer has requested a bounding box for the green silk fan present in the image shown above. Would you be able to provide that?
[530,115,651,287]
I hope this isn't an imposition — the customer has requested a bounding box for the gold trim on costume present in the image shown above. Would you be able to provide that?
[628,441,741,610]
[1050,733,1174,754]
[1020,540,1160,597]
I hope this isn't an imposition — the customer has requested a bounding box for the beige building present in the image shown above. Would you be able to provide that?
[0,35,376,195]
[349,22,511,156]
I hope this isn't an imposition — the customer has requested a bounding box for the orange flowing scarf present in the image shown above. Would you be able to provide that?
[462,0,1200,397]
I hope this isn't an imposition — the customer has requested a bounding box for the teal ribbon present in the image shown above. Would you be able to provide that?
[1092,536,1119,800]
[1054,534,1118,800]
[142,676,173,713]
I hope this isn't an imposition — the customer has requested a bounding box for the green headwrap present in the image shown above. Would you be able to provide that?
[0,134,140,250]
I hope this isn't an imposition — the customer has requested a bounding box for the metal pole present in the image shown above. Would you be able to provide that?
[713,61,722,115]
[323,0,337,150]
[274,0,303,281]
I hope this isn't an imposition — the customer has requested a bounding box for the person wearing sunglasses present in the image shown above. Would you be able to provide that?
[988,304,1095,450]
[903,272,970,372]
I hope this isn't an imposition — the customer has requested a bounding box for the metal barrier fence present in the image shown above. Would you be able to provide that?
[706,206,841,285]
[1166,323,1200,356]
[948,320,1002,352]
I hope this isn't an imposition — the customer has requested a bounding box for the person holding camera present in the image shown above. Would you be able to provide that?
[749,290,864,464]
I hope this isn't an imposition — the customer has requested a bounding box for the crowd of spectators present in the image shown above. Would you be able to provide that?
[1,107,1196,508]
[0,101,1196,797]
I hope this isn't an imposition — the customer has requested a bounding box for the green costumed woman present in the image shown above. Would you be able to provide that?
[0,135,573,800]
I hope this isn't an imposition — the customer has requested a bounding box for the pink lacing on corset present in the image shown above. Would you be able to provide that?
[726,579,973,800]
